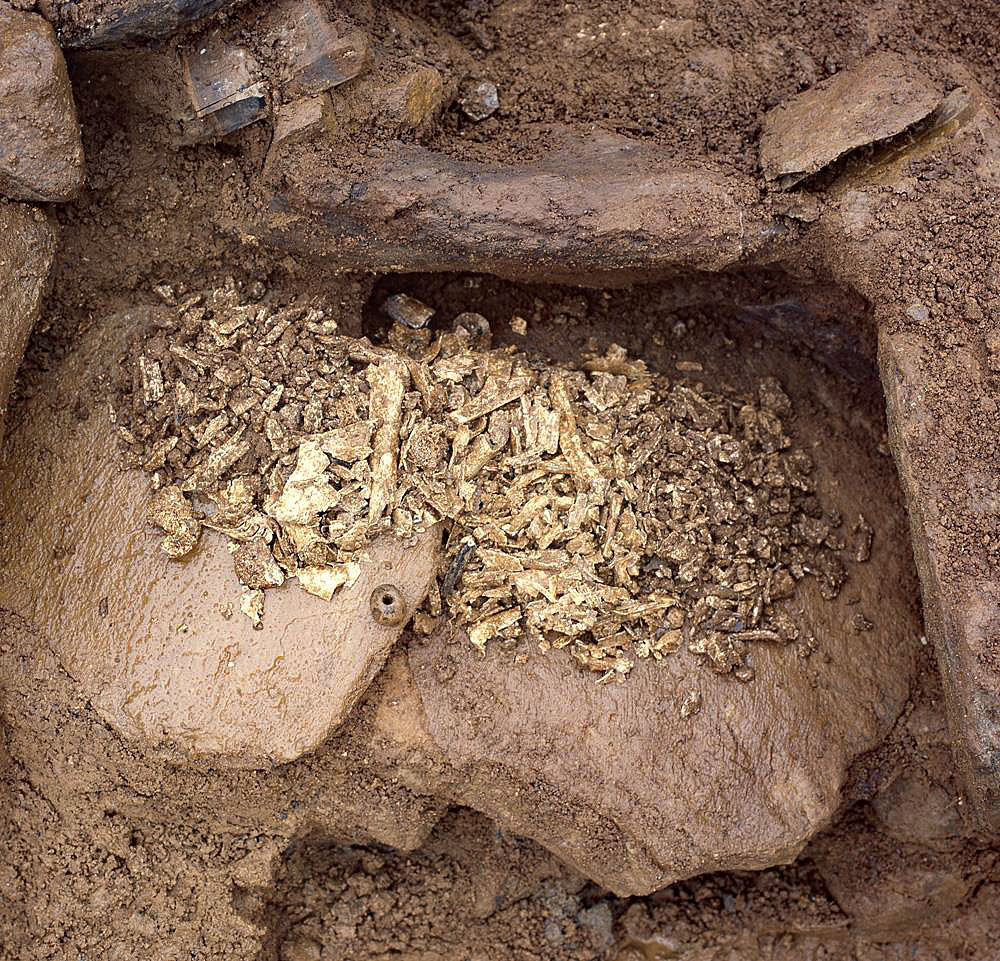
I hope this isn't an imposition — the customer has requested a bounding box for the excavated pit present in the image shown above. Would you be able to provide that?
[0,264,934,959]
[4,0,1000,955]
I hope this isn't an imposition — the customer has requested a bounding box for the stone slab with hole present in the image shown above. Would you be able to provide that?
[0,309,441,767]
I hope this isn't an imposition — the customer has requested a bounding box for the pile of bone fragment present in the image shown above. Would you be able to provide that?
[115,283,867,682]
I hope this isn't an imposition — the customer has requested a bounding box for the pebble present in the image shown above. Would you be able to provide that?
[384,293,434,329]
[458,79,500,121]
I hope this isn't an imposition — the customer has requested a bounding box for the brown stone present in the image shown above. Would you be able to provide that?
[262,132,767,284]
[380,68,445,131]
[0,8,84,202]
[0,311,442,767]
[811,810,977,932]
[2,600,448,862]
[403,335,923,896]
[272,96,332,147]
[760,52,941,188]
[0,202,56,438]
[317,66,445,146]
[264,95,333,172]
[872,755,966,844]
[785,76,1000,828]
[879,328,1000,825]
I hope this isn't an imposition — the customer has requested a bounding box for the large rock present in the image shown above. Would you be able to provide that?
[760,52,941,188]
[0,7,84,202]
[403,332,923,896]
[0,202,56,436]
[38,0,243,49]
[262,132,768,285]
[0,310,441,767]
[0,604,448,875]
[879,329,1000,823]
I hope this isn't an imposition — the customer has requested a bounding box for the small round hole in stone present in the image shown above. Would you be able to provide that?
[370,584,405,625]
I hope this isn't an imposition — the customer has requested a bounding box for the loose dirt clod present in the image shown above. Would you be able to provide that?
[118,284,853,682]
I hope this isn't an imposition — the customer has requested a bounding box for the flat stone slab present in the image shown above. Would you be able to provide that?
[760,52,941,188]
[409,336,924,895]
[263,132,766,284]
[0,311,440,767]
[880,328,1000,823]
[0,8,84,202]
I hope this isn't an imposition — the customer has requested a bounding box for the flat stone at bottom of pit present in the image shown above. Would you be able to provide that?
[406,341,923,896]
[0,313,442,767]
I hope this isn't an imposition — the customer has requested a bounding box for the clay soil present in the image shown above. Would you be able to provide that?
[4,0,1000,959]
